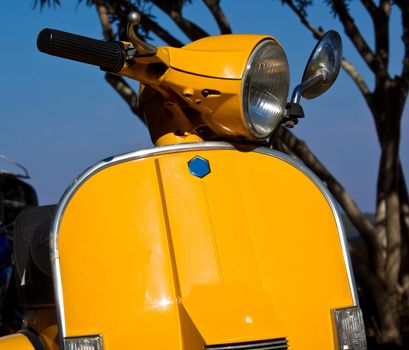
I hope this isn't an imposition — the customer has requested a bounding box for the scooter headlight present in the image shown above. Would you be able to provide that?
[242,39,289,139]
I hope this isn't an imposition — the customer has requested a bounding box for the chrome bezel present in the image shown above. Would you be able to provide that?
[64,335,103,350]
[241,39,289,139]
[332,307,367,350]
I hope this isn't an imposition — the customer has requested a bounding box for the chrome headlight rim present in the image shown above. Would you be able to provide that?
[242,38,290,139]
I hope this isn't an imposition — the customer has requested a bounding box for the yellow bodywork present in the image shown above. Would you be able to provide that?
[55,146,353,349]
[119,35,280,143]
[0,334,34,350]
[166,34,270,79]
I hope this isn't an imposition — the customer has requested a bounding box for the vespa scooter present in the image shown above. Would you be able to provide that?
[0,12,367,350]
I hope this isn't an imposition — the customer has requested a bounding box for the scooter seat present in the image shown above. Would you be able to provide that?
[13,205,56,307]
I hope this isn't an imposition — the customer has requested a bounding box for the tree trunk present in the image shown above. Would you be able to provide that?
[367,80,406,346]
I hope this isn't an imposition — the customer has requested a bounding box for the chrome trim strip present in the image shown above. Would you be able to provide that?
[206,338,288,350]
[51,255,65,349]
[50,141,358,347]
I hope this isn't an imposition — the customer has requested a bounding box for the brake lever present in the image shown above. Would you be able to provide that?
[127,12,157,57]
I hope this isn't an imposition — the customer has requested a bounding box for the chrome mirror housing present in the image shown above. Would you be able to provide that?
[281,30,343,129]
[301,30,342,100]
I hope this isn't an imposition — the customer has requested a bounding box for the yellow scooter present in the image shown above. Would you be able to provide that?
[0,12,367,350]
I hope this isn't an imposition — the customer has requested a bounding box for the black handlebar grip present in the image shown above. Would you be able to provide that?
[37,28,125,72]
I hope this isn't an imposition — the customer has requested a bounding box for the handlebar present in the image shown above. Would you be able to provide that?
[37,29,125,72]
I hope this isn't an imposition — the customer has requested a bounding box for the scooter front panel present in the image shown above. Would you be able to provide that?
[58,157,182,349]
[54,143,355,349]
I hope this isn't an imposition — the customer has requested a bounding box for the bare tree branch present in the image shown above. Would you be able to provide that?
[105,73,143,123]
[102,0,185,47]
[341,57,375,110]
[374,193,387,279]
[398,166,409,300]
[361,0,377,18]
[280,0,324,40]
[374,93,403,289]
[395,0,409,81]
[95,1,143,124]
[202,0,232,34]
[384,188,401,288]
[141,14,184,47]
[95,0,114,40]
[349,245,401,343]
[150,0,210,41]
[400,165,409,242]
[375,0,391,76]
[361,0,392,76]
[331,0,386,77]
[278,1,375,112]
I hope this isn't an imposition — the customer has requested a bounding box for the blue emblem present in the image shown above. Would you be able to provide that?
[188,156,211,178]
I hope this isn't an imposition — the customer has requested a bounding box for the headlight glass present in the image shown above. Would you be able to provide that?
[242,39,289,139]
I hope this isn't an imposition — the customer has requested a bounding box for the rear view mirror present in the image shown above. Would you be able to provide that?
[301,30,343,99]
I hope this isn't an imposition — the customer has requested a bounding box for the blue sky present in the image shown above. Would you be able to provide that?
[0,0,408,213]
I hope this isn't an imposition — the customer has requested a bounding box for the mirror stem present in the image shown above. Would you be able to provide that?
[290,84,302,105]
[291,71,326,105]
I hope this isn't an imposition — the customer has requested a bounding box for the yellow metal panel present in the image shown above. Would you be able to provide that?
[59,159,181,349]
[138,69,250,143]
[0,334,34,350]
[234,151,352,349]
[156,133,203,146]
[120,35,284,142]
[167,35,274,79]
[140,68,249,143]
[182,34,277,51]
[57,148,353,349]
